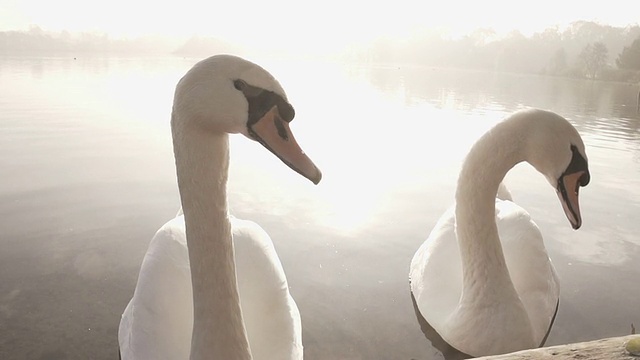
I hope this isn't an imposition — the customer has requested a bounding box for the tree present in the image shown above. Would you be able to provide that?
[548,48,568,74]
[579,42,608,78]
[616,37,640,70]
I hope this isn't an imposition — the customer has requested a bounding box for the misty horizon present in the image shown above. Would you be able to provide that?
[2,20,640,85]
[2,18,640,50]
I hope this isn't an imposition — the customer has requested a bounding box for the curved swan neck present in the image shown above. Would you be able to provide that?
[455,121,526,304]
[172,114,252,360]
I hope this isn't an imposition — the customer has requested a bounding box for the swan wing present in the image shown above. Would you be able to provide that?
[232,217,303,360]
[496,200,560,344]
[409,200,559,352]
[118,216,192,360]
[409,205,462,332]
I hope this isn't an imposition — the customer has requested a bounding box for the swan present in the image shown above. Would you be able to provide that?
[118,55,322,360]
[409,109,590,357]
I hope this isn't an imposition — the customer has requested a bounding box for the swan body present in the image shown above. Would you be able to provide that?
[119,216,303,359]
[410,109,590,357]
[119,55,321,360]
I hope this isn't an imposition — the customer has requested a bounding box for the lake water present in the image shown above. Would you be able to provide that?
[1,55,639,360]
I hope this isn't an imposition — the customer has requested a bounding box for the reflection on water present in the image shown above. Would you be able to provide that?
[1,56,639,359]
[409,292,559,360]
[410,293,470,360]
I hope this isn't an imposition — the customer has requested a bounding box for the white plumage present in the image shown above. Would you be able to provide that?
[410,109,590,357]
[119,54,321,360]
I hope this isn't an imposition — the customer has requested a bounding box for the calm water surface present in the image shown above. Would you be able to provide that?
[1,55,639,360]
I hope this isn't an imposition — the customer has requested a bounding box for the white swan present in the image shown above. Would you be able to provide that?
[409,109,590,357]
[118,55,322,360]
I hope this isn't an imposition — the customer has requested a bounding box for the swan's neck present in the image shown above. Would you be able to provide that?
[455,122,525,306]
[172,118,252,360]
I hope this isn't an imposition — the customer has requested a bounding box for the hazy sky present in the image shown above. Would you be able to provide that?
[1,0,638,50]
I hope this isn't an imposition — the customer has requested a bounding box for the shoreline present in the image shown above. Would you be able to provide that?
[477,335,640,359]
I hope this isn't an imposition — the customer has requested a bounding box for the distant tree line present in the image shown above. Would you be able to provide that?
[617,37,640,70]
[3,22,640,82]
[0,26,174,54]
[0,26,245,57]
[347,21,640,82]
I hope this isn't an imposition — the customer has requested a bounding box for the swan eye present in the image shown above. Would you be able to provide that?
[233,79,246,90]
[234,79,264,97]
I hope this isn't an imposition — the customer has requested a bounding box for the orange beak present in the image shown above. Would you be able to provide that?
[248,106,322,185]
[556,171,587,229]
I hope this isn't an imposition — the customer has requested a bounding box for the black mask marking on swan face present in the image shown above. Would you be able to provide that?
[556,145,590,229]
[232,78,322,185]
[563,145,590,186]
[233,79,295,136]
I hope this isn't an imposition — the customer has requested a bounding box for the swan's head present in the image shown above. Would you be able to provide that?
[172,54,321,184]
[517,109,590,229]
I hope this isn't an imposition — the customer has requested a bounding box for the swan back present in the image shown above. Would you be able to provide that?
[497,182,513,201]
[494,200,559,343]
[410,199,559,355]
[119,217,193,360]
[118,216,303,360]
[233,217,303,359]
